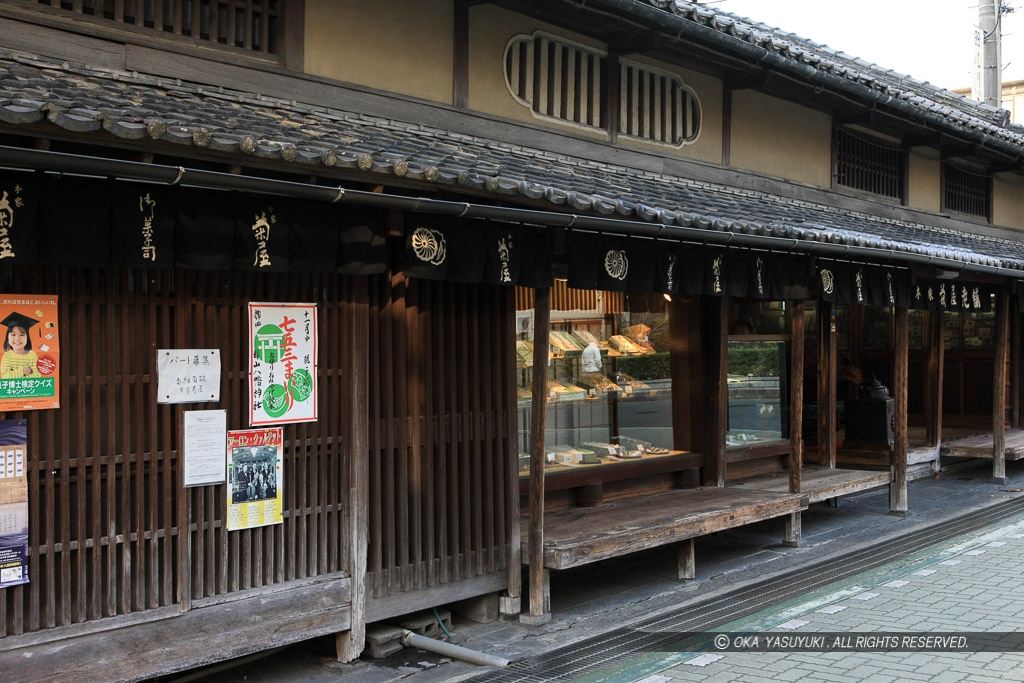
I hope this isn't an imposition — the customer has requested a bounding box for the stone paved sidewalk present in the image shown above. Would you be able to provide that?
[590,513,1024,682]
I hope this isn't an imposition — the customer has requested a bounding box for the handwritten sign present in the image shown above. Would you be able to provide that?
[183,410,227,487]
[157,349,221,404]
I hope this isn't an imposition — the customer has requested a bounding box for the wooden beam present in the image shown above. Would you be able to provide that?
[788,299,805,494]
[817,299,837,468]
[786,299,806,548]
[337,276,370,661]
[670,296,704,454]
[925,310,944,446]
[992,290,1010,484]
[705,295,728,487]
[890,305,909,514]
[280,0,305,71]
[1015,303,1022,429]
[524,286,551,624]
[453,0,469,109]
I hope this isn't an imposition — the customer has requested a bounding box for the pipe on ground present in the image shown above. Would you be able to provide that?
[400,630,510,668]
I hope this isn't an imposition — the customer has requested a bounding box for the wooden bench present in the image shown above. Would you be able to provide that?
[941,429,1024,461]
[731,466,892,505]
[522,486,806,609]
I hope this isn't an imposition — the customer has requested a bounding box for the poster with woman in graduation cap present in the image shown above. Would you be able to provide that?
[0,295,59,411]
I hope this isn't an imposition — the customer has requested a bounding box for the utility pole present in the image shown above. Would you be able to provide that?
[980,0,1002,107]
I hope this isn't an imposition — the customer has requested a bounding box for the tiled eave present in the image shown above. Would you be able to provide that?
[2,50,1024,274]
[636,0,1024,149]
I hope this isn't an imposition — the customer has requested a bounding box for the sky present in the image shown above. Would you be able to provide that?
[709,0,1024,92]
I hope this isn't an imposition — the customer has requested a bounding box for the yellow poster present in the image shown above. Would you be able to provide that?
[0,295,59,411]
[226,428,283,531]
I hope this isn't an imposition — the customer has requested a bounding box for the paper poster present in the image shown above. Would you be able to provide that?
[0,295,59,411]
[226,428,283,531]
[157,349,221,403]
[183,410,227,487]
[0,419,28,588]
[248,303,317,426]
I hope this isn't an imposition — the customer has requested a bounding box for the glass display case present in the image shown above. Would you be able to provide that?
[726,339,787,447]
[516,292,682,480]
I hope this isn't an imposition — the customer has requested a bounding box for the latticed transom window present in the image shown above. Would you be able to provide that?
[618,58,700,146]
[504,32,701,146]
[36,0,282,55]
[834,127,905,200]
[943,160,991,219]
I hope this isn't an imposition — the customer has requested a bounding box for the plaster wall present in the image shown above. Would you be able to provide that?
[994,172,1024,230]
[729,90,831,188]
[304,0,454,104]
[907,149,941,213]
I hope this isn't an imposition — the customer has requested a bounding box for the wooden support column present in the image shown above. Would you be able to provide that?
[993,291,1010,485]
[705,295,728,487]
[670,296,705,487]
[338,276,370,661]
[786,300,805,547]
[522,287,551,625]
[502,284,522,617]
[1013,303,1021,428]
[890,305,909,515]
[453,0,469,109]
[817,300,837,468]
[924,310,945,447]
[678,538,695,580]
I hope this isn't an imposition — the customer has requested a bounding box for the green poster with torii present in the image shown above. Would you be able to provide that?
[248,302,318,426]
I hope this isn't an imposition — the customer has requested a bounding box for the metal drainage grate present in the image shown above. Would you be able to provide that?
[474,496,1024,682]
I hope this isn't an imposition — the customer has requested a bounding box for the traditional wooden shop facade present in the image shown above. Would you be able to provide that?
[2,0,1024,677]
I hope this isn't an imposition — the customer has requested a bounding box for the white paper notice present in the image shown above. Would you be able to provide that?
[183,410,227,487]
[157,349,221,404]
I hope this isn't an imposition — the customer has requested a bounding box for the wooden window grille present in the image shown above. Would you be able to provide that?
[943,160,991,219]
[515,284,623,314]
[35,0,282,55]
[505,32,606,130]
[618,59,700,145]
[834,127,905,200]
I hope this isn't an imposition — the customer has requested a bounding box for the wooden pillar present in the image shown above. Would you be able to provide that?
[670,296,705,488]
[705,295,728,487]
[786,300,806,546]
[924,310,945,447]
[890,305,909,515]
[523,287,551,624]
[993,291,1010,484]
[338,276,370,661]
[1013,303,1021,428]
[502,283,522,617]
[453,1,470,109]
[817,300,837,468]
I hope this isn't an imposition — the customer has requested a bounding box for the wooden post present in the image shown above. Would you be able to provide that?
[890,305,909,515]
[817,300,837,468]
[453,0,469,109]
[993,291,1010,484]
[522,287,551,625]
[678,538,695,580]
[1013,303,1021,428]
[705,295,728,487]
[924,310,945,447]
[176,414,191,612]
[501,287,522,617]
[337,277,370,661]
[786,300,805,546]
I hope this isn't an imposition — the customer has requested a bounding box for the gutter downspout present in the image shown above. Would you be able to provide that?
[1,144,1021,278]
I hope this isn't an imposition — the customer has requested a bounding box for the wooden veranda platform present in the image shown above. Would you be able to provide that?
[941,429,1024,460]
[522,487,805,576]
[731,466,891,504]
